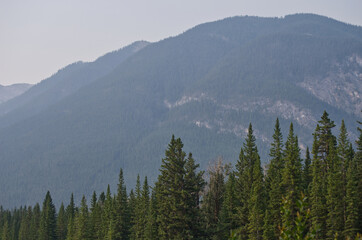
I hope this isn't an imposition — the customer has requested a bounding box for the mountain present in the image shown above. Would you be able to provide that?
[0,83,32,104]
[0,14,361,207]
[0,41,149,129]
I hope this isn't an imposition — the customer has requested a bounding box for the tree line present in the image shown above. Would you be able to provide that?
[0,111,361,240]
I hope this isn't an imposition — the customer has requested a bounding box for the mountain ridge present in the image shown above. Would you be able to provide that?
[0,41,150,129]
[0,14,361,207]
[0,83,33,104]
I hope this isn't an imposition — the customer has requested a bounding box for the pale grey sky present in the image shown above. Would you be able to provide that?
[1,0,361,85]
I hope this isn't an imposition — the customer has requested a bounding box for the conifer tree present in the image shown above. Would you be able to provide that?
[337,120,354,227]
[114,169,130,240]
[156,135,204,240]
[145,189,158,240]
[99,192,106,206]
[221,172,238,237]
[263,118,284,240]
[313,111,337,171]
[310,111,336,239]
[66,193,75,221]
[234,123,260,239]
[102,185,113,239]
[65,194,76,240]
[326,139,344,239]
[128,189,136,238]
[56,203,67,240]
[310,134,327,239]
[30,203,41,240]
[74,195,90,240]
[38,191,57,240]
[138,176,150,239]
[184,153,205,239]
[344,160,359,238]
[247,156,265,240]
[281,123,302,226]
[18,207,32,240]
[156,135,187,239]
[89,191,102,240]
[130,175,143,239]
[338,120,352,168]
[302,147,312,195]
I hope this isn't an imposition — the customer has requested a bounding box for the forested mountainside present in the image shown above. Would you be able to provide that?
[0,41,149,129]
[0,14,361,207]
[1,112,361,239]
[0,84,32,104]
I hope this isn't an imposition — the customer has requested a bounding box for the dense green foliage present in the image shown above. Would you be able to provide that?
[1,112,361,239]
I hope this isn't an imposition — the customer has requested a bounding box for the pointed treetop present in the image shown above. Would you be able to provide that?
[319,111,336,128]
[270,118,283,158]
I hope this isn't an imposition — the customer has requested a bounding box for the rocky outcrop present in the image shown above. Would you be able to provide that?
[298,54,362,117]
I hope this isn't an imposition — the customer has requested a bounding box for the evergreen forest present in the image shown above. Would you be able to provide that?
[1,111,361,240]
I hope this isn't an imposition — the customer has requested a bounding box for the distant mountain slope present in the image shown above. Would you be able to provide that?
[0,14,361,207]
[0,83,32,104]
[0,41,149,129]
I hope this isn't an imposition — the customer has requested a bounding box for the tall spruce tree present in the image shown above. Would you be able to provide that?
[302,147,312,195]
[263,118,284,240]
[247,155,265,240]
[310,111,336,239]
[102,185,114,239]
[130,175,143,239]
[145,189,158,240]
[89,191,102,240]
[220,172,238,239]
[338,120,352,168]
[30,203,41,240]
[234,146,249,240]
[18,206,32,240]
[326,139,345,239]
[184,153,205,239]
[281,123,302,226]
[38,191,57,240]
[65,194,76,240]
[313,111,337,171]
[234,123,261,239]
[114,169,130,240]
[156,135,204,240]
[344,159,360,238]
[128,190,136,239]
[337,120,354,227]
[66,193,75,221]
[140,176,150,239]
[74,195,90,240]
[56,203,67,240]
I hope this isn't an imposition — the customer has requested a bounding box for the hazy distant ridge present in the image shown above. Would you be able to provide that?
[0,83,32,104]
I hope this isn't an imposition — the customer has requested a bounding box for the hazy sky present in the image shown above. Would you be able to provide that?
[1,0,362,85]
